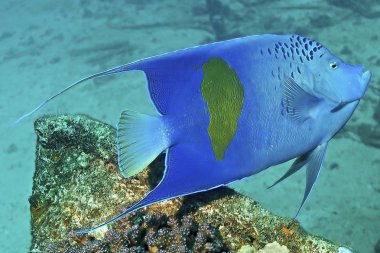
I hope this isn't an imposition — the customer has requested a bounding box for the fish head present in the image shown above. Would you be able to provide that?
[277,35,372,138]
[310,48,371,111]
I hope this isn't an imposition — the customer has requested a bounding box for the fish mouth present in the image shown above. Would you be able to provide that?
[331,69,371,113]
[362,69,371,86]
[360,69,371,96]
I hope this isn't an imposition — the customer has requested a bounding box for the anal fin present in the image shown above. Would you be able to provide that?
[75,143,225,235]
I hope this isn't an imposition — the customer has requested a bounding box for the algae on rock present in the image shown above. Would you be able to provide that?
[30,115,352,252]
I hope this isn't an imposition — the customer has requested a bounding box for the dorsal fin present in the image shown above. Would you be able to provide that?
[13,36,261,124]
[12,64,135,125]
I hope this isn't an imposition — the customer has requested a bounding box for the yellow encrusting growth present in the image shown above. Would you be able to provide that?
[201,57,244,160]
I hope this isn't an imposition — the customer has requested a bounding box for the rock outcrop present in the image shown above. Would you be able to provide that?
[30,115,352,253]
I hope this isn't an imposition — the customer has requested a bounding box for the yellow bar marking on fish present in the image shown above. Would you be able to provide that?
[201,57,244,160]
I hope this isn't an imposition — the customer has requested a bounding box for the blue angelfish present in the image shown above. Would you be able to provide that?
[16,34,371,234]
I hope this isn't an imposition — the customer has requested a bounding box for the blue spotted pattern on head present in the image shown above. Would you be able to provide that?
[265,35,325,64]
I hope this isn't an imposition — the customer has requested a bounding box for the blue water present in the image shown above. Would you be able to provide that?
[0,1,379,252]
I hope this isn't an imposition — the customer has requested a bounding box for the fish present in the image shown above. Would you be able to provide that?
[15,34,371,234]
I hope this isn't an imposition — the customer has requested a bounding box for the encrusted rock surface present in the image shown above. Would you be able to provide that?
[30,115,351,253]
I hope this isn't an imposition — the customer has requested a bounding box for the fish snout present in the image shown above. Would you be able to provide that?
[359,67,371,97]
[330,66,370,113]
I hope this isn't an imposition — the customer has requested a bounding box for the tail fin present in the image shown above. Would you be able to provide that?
[12,64,135,126]
[117,110,170,178]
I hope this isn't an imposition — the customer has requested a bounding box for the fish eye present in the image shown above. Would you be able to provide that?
[329,62,339,70]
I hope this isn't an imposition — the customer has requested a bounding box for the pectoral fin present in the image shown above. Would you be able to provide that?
[281,76,321,123]
[268,143,328,219]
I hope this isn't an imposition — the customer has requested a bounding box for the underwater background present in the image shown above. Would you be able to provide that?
[0,0,379,252]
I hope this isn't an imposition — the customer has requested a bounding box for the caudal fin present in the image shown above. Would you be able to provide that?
[117,110,170,178]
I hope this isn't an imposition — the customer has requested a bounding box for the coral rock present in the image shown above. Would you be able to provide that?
[30,115,352,252]
[258,241,288,253]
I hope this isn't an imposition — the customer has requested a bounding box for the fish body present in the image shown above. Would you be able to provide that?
[118,34,366,177]
[15,34,371,233]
